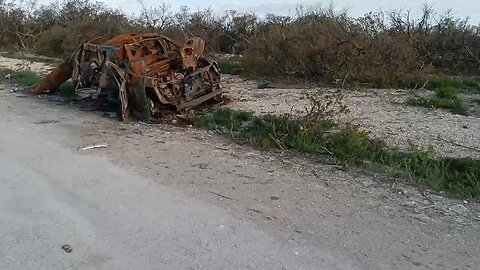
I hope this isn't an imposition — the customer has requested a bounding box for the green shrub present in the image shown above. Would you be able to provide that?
[13,71,41,86]
[217,58,245,75]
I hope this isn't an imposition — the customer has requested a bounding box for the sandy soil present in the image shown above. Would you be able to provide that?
[1,55,480,269]
[0,54,54,74]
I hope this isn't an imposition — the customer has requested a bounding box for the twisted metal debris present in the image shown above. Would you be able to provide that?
[30,33,222,122]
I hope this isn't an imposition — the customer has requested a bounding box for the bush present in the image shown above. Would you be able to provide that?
[407,84,476,115]
[2,1,480,87]
[36,26,69,56]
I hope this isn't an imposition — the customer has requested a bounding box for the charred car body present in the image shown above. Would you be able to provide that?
[30,34,222,122]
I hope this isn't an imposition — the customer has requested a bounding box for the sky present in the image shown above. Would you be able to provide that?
[37,0,480,23]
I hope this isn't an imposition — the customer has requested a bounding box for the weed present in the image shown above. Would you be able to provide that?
[407,86,470,115]
[217,58,245,75]
[12,71,41,86]
[1,69,76,96]
[426,77,480,93]
[1,69,41,86]
[194,108,480,199]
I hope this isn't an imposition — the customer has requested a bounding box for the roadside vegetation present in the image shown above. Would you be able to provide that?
[407,87,469,115]
[194,106,480,200]
[1,68,40,86]
[11,71,42,86]
[0,68,75,95]
[405,77,480,115]
[217,57,245,76]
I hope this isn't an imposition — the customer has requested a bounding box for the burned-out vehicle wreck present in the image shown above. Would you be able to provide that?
[29,33,222,122]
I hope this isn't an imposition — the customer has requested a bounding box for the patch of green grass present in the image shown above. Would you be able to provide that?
[59,81,76,96]
[407,86,470,115]
[1,67,78,97]
[1,68,75,96]
[1,69,42,86]
[194,108,480,199]
[217,58,245,75]
[398,76,480,92]
[427,77,480,93]
[13,71,42,86]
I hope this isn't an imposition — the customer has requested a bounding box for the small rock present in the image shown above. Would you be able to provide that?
[449,204,469,215]
[61,244,72,253]
[103,111,117,118]
[4,74,12,79]
[270,196,279,200]
[196,163,209,169]
[257,82,272,89]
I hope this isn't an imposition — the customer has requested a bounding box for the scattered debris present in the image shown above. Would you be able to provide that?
[215,146,231,151]
[194,163,209,169]
[29,34,223,122]
[311,169,330,186]
[103,111,118,118]
[209,190,234,200]
[77,143,109,151]
[421,191,436,206]
[61,244,72,253]
[420,205,436,210]
[33,119,58,124]
[257,82,273,89]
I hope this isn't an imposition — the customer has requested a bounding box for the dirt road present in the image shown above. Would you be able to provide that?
[0,93,347,269]
[0,79,479,269]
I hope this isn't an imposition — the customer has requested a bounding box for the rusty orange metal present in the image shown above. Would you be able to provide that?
[31,34,222,122]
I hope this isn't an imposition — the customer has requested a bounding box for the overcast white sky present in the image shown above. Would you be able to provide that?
[38,0,480,23]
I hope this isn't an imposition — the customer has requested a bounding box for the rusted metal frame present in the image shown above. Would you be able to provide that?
[126,57,151,122]
[74,44,108,93]
[177,89,223,111]
[126,37,173,54]
[104,61,129,122]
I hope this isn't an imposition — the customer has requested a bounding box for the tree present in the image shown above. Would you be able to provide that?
[136,0,173,31]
